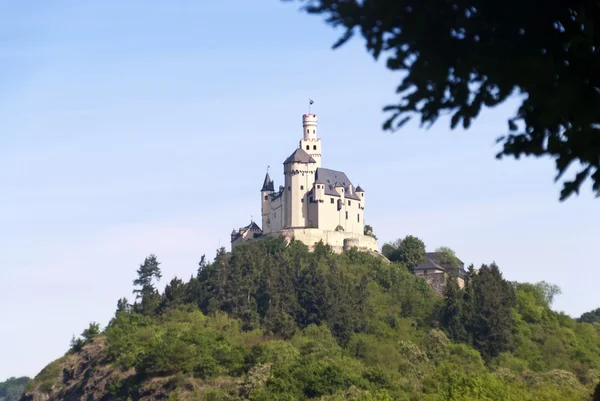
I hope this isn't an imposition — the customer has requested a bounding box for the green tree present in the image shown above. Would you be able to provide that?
[363,225,376,239]
[381,235,426,268]
[440,275,468,343]
[434,246,461,272]
[535,281,562,306]
[579,307,600,324]
[116,297,130,313]
[0,377,31,401]
[70,322,101,352]
[132,254,162,315]
[288,0,600,200]
[468,263,516,359]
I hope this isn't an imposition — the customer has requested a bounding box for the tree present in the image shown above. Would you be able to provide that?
[288,0,600,200]
[440,276,468,343]
[133,254,162,315]
[468,263,516,359]
[364,224,376,239]
[116,297,130,313]
[381,235,426,268]
[434,246,461,276]
[534,280,562,305]
[70,322,101,352]
[133,254,162,295]
[0,377,31,401]
[579,307,600,324]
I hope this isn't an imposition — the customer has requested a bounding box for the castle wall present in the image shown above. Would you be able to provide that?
[265,195,284,233]
[314,192,364,235]
[267,228,378,254]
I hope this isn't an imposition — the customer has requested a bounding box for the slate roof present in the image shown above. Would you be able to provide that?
[315,168,361,200]
[284,148,317,164]
[231,221,263,241]
[261,172,274,192]
[355,185,364,192]
[414,252,466,278]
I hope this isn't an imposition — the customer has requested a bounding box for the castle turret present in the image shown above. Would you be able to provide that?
[261,172,274,233]
[299,114,321,168]
[283,148,316,228]
[356,185,365,209]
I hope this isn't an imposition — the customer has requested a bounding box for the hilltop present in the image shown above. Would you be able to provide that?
[21,237,600,400]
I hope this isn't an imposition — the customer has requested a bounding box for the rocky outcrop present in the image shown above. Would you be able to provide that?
[20,338,135,401]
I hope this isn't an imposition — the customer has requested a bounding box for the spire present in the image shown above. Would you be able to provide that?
[261,172,274,192]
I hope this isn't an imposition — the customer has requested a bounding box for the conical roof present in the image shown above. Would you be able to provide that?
[261,172,274,192]
[284,148,316,164]
[355,185,364,192]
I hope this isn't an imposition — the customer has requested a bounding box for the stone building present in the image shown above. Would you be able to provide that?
[413,252,467,295]
[231,113,378,253]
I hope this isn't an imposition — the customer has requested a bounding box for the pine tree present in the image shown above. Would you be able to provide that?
[468,263,516,360]
[132,254,162,315]
[440,275,468,343]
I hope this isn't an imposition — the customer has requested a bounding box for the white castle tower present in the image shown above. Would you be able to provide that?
[231,111,378,254]
[299,114,321,168]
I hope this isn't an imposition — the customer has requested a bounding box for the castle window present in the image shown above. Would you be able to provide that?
[357,214,360,222]
[345,211,348,219]
[330,198,334,204]
[306,145,309,150]
[313,129,315,133]
[288,186,291,191]
[348,200,351,206]
[309,196,313,203]
[264,195,268,200]
[313,145,317,150]
[301,198,304,203]
[301,185,304,190]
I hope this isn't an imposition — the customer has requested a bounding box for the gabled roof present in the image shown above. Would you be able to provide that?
[315,168,361,200]
[261,172,274,192]
[414,252,466,278]
[231,221,263,241]
[284,148,316,164]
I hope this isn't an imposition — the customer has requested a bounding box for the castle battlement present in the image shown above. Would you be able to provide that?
[231,112,378,254]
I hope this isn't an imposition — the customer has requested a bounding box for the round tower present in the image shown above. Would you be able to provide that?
[299,114,322,168]
[261,172,274,233]
[356,185,365,209]
[303,114,317,140]
[283,147,317,228]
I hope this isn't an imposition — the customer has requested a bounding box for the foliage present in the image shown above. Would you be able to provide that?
[363,225,376,240]
[381,235,426,268]
[133,254,163,315]
[580,307,600,324]
[0,377,30,401]
[287,0,600,200]
[70,321,101,352]
[434,246,461,271]
[440,263,517,359]
[31,239,600,400]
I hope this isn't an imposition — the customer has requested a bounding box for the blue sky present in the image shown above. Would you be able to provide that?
[1,0,598,381]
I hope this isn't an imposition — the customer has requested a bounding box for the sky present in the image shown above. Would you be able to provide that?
[1,0,598,382]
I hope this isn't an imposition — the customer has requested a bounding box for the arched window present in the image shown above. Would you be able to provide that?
[313,145,317,150]
[306,145,309,150]
[300,185,304,190]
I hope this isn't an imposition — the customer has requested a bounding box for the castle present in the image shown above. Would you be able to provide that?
[231,113,379,254]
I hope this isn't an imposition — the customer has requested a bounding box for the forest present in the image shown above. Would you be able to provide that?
[0,377,30,401]
[27,237,600,400]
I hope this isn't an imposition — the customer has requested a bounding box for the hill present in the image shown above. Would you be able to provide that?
[0,377,30,401]
[21,238,600,400]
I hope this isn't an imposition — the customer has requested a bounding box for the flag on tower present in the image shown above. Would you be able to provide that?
[309,99,314,105]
